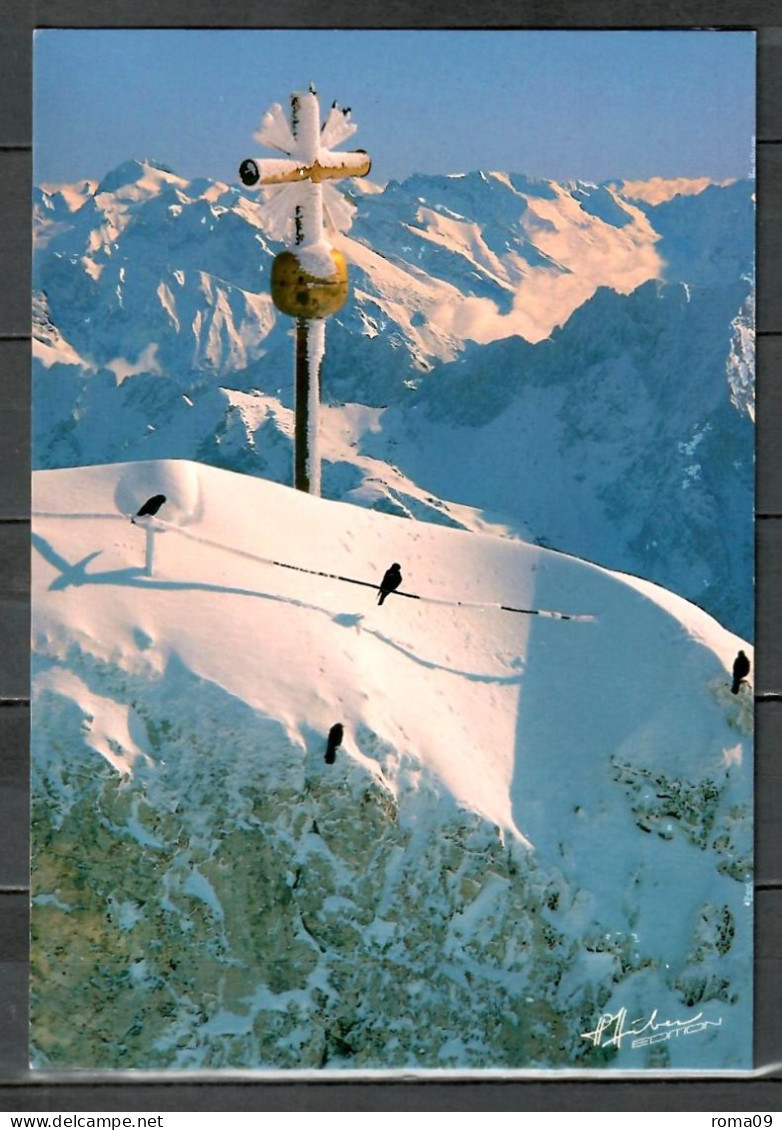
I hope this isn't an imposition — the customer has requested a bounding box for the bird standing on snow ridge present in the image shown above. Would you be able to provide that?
[325,722,344,765]
[731,649,751,694]
[132,494,167,524]
[377,562,402,605]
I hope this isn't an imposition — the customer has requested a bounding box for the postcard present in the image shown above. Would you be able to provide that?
[31,29,755,1071]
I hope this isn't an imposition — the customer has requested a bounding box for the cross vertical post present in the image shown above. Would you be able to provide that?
[240,88,371,496]
[294,318,326,494]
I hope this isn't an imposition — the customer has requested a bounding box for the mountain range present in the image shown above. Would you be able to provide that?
[32,160,755,636]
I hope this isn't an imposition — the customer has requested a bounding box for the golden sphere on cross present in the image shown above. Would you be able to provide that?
[270,248,349,319]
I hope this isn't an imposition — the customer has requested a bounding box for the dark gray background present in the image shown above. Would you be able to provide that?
[1,0,780,1112]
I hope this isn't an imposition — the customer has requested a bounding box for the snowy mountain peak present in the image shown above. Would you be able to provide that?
[95,157,185,196]
[616,176,738,205]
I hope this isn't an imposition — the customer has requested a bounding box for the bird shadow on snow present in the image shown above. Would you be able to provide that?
[32,535,518,685]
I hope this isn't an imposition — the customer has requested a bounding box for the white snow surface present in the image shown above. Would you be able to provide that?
[32,460,753,1070]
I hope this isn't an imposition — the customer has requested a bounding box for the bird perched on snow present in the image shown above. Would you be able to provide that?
[325,722,344,765]
[731,649,750,694]
[377,562,402,605]
[132,494,167,524]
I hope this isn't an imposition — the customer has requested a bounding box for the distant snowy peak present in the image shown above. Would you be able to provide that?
[346,176,385,195]
[615,176,738,205]
[36,178,98,214]
[94,157,185,195]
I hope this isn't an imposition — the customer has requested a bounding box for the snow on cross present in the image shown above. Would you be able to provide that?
[240,90,370,259]
[239,89,371,495]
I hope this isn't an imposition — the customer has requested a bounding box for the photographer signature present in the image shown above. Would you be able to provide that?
[581,1007,723,1050]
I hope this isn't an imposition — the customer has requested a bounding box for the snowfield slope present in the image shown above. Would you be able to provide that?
[31,461,753,1071]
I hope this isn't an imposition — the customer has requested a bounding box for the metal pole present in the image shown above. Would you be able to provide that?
[145,525,155,577]
[294,318,326,495]
[294,319,311,492]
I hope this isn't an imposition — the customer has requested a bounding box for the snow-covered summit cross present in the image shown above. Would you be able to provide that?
[240,88,371,278]
[239,88,371,495]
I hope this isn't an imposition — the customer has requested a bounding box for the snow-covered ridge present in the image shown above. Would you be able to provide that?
[33,161,748,362]
[32,460,752,1070]
[615,176,737,205]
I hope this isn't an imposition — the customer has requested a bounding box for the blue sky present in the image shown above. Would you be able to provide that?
[33,29,755,187]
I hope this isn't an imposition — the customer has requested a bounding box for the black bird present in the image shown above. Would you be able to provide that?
[325,722,344,765]
[377,562,402,606]
[132,494,167,523]
[731,649,751,694]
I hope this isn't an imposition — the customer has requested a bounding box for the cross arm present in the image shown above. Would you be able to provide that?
[240,150,371,188]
